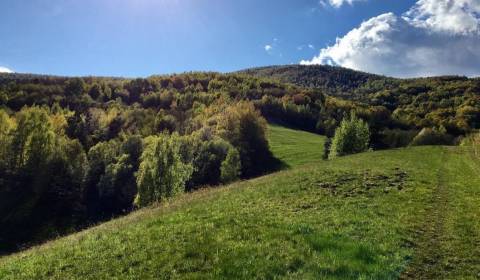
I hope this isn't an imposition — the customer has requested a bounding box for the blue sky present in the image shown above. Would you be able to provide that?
[0,0,418,77]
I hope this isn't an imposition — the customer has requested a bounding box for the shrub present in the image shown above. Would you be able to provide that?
[220,147,241,184]
[329,113,370,159]
[410,127,454,146]
[378,129,418,149]
[461,132,480,158]
[322,138,332,160]
[461,132,480,147]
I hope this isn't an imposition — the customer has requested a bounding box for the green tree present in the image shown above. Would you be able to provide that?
[85,136,142,216]
[0,108,89,250]
[217,101,272,177]
[0,110,14,161]
[11,107,56,169]
[135,133,193,207]
[0,90,8,105]
[220,147,241,184]
[191,138,238,187]
[88,83,102,100]
[44,137,88,221]
[0,110,14,194]
[65,78,86,96]
[329,113,370,159]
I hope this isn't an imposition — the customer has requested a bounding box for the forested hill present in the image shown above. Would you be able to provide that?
[239,65,480,138]
[239,65,479,102]
[238,65,388,98]
[0,71,319,253]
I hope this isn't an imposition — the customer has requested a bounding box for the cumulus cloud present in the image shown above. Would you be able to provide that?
[320,0,365,8]
[0,66,13,73]
[265,45,273,51]
[301,0,480,77]
[406,0,480,34]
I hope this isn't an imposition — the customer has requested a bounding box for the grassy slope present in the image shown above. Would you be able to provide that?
[267,125,326,168]
[1,128,479,279]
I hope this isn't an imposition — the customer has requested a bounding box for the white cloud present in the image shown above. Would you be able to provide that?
[0,66,13,73]
[319,1,328,8]
[265,38,281,55]
[324,0,364,8]
[405,0,480,34]
[301,0,480,77]
[297,44,315,51]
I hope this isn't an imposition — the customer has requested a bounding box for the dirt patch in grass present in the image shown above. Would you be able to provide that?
[315,168,409,197]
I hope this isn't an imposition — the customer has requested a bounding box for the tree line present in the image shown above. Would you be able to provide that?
[245,65,480,147]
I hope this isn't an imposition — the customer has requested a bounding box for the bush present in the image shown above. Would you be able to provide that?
[378,129,418,149]
[220,147,241,184]
[322,138,332,160]
[410,127,454,146]
[461,132,480,158]
[329,113,370,159]
[135,133,193,207]
[461,132,480,147]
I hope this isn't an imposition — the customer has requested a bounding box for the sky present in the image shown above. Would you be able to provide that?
[0,0,479,78]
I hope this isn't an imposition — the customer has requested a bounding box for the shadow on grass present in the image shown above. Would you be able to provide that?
[267,155,290,171]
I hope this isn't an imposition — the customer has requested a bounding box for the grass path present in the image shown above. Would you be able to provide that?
[401,148,450,279]
[402,147,480,279]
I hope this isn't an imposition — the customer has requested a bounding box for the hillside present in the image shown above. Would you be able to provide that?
[267,125,326,168]
[1,127,479,279]
[239,65,387,97]
[0,71,326,252]
[240,65,480,107]
[1,68,480,253]
[241,65,480,139]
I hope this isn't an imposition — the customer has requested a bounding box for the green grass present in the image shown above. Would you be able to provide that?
[267,125,326,168]
[1,128,479,279]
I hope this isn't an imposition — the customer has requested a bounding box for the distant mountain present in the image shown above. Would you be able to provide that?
[238,65,389,98]
[238,65,476,102]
